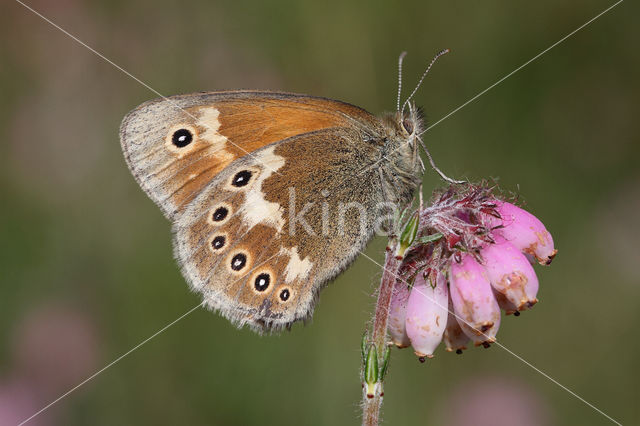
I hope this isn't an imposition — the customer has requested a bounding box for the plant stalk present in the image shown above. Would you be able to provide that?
[362,242,401,426]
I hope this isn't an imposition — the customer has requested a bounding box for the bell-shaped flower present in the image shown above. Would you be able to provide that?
[443,297,470,353]
[388,283,411,348]
[450,254,501,344]
[481,236,539,311]
[405,273,449,359]
[492,201,557,265]
[391,184,557,357]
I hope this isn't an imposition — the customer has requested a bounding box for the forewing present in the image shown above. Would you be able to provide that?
[120,91,377,219]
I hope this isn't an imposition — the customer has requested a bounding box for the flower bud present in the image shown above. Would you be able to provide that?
[450,254,501,344]
[443,297,470,353]
[405,272,449,359]
[492,201,557,265]
[481,237,539,311]
[388,284,411,348]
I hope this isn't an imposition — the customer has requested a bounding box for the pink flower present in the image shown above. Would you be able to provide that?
[491,201,557,265]
[443,297,470,353]
[450,253,501,345]
[481,236,539,311]
[388,283,411,348]
[394,185,557,359]
[405,272,448,360]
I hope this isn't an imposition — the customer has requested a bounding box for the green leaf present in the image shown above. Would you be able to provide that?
[361,332,368,361]
[380,345,391,381]
[365,344,379,385]
[397,212,419,257]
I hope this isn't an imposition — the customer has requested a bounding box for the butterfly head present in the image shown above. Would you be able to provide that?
[381,103,423,160]
[399,102,424,141]
[375,104,425,203]
[374,48,463,197]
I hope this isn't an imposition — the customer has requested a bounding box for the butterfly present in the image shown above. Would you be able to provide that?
[119,51,454,332]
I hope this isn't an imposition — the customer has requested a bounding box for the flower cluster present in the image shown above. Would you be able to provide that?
[388,186,557,361]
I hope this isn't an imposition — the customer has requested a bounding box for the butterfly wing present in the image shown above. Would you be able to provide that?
[120,91,378,219]
[121,91,390,331]
[173,126,388,331]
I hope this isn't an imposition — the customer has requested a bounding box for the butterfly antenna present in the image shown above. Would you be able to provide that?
[401,48,450,115]
[396,51,408,112]
[417,135,465,184]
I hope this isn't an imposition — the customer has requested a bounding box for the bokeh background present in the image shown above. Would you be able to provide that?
[1,0,638,425]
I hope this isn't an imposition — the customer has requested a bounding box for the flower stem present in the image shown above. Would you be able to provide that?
[362,242,401,426]
[373,247,400,351]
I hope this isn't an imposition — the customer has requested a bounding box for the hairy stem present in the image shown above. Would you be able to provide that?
[362,393,383,426]
[373,248,400,351]
[362,242,401,426]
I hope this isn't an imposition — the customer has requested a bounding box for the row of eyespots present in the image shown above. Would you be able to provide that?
[208,168,289,299]
[208,169,253,224]
[251,270,291,302]
[209,244,290,302]
[252,272,291,302]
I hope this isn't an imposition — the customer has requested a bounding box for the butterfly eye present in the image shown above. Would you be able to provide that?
[230,253,247,271]
[402,119,414,135]
[231,170,252,187]
[212,206,229,222]
[171,128,193,148]
[254,273,271,292]
[279,288,291,302]
[211,235,226,250]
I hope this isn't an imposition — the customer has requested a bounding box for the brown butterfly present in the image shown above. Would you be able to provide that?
[119,52,455,332]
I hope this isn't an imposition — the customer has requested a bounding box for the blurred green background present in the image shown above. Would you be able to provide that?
[1,0,638,425]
